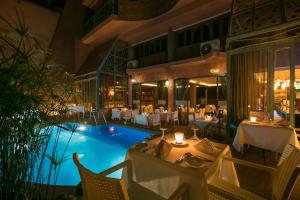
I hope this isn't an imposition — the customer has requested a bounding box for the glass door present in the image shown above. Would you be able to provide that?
[273,47,292,123]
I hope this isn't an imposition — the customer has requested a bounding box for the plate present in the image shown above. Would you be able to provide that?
[171,140,188,147]
[184,156,207,168]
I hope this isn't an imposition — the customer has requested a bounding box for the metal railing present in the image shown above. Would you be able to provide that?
[83,0,118,35]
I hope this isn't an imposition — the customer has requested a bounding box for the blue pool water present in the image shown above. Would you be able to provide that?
[39,123,156,186]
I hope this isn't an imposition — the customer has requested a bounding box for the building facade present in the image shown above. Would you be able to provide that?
[72,0,231,123]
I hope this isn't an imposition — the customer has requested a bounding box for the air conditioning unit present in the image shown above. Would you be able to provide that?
[127,60,139,68]
[200,39,220,55]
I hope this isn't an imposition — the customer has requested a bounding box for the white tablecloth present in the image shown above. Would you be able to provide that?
[125,137,239,200]
[111,110,121,120]
[134,114,149,126]
[233,120,300,153]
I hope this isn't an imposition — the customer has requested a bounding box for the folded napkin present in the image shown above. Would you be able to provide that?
[194,138,216,155]
[153,139,172,159]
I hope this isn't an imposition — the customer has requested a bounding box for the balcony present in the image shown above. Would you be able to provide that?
[83,0,178,37]
[139,52,167,68]
[84,0,118,35]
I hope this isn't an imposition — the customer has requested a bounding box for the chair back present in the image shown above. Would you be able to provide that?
[73,153,129,200]
[124,110,132,118]
[154,109,160,114]
[272,144,300,200]
[152,113,161,125]
[188,114,194,123]
[173,111,178,119]
[133,109,139,115]
[194,112,200,120]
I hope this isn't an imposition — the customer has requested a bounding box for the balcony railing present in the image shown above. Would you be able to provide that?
[84,0,118,35]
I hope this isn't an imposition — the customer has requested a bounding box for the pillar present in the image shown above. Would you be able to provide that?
[167,27,175,62]
[168,78,174,112]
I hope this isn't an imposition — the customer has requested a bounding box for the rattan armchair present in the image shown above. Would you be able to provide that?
[207,144,300,200]
[73,153,189,200]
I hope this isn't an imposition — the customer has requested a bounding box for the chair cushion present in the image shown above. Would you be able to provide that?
[128,182,166,200]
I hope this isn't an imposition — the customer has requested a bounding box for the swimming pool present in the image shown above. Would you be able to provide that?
[39,123,156,186]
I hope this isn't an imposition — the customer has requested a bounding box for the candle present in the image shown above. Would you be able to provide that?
[250,117,257,122]
[174,132,184,144]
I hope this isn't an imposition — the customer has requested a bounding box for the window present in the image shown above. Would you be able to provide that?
[162,38,167,51]
[186,29,192,45]
[156,40,161,53]
[178,32,185,48]
[194,27,201,43]
[144,44,149,56]
[149,43,154,55]
[203,24,210,41]
[222,17,229,36]
[139,45,144,57]
[213,20,219,39]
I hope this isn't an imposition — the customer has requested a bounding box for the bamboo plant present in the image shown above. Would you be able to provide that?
[0,11,77,199]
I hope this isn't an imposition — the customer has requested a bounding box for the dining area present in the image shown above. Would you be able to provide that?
[73,126,300,200]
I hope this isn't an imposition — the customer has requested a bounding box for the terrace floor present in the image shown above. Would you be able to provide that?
[58,118,300,199]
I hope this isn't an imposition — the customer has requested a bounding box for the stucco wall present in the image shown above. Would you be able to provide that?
[0,0,59,47]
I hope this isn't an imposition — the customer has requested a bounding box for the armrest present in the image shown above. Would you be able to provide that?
[99,160,132,177]
[168,182,189,200]
[208,183,241,200]
[223,156,276,173]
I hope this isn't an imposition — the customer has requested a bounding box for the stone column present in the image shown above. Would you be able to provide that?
[168,78,174,112]
[128,74,133,107]
[167,27,175,62]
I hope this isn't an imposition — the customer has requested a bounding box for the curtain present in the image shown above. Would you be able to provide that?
[231,49,268,123]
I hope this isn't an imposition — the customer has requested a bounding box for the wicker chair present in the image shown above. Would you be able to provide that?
[207,144,300,200]
[73,153,189,200]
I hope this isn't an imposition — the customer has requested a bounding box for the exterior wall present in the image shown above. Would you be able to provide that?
[50,0,88,73]
[0,0,59,47]
[74,40,92,73]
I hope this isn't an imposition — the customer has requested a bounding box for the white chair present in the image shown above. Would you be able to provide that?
[188,113,195,124]
[73,153,189,200]
[154,109,160,114]
[123,110,132,123]
[151,113,161,128]
[170,111,179,126]
[68,105,85,119]
[111,109,121,120]
[207,144,300,200]
[194,112,200,120]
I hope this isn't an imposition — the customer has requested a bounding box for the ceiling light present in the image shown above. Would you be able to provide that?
[141,83,157,87]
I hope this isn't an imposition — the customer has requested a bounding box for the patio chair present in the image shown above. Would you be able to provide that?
[122,110,132,123]
[188,113,195,125]
[170,111,179,126]
[207,144,300,200]
[73,153,189,200]
[151,113,161,128]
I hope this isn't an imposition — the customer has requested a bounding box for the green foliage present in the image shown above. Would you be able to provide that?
[0,11,76,199]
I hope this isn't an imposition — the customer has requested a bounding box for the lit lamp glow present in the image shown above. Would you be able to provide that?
[78,125,86,131]
[174,132,184,144]
[250,117,257,122]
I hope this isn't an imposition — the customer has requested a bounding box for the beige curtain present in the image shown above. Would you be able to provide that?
[231,49,268,122]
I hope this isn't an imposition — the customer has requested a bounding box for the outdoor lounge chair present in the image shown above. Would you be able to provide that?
[73,153,189,200]
[207,144,300,200]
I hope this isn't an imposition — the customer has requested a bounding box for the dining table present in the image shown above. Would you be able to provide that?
[195,118,219,136]
[124,135,239,200]
[233,120,300,153]
[134,114,149,126]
